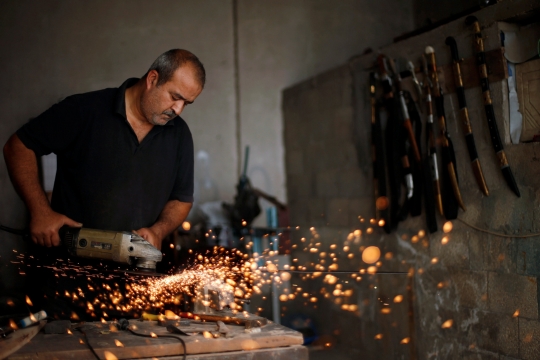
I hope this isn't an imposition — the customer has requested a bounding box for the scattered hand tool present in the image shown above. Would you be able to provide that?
[425,45,465,218]
[446,36,489,196]
[465,16,520,197]
[191,312,268,329]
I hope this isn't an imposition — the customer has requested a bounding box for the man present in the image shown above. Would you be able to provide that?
[3,49,204,251]
[3,49,205,319]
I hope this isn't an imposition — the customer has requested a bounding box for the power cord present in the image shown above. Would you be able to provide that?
[76,327,101,360]
[127,327,187,360]
[76,319,187,360]
[457,217,540,238]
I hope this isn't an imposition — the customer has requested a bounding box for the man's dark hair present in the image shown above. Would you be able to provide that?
[146,49,205,87]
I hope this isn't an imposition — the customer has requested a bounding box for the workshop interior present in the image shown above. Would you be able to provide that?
[1,0,540,359]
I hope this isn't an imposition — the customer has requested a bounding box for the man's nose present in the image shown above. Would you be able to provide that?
[171,101,185,115]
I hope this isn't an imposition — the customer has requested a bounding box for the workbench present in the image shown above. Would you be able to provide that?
[7,318,307,360]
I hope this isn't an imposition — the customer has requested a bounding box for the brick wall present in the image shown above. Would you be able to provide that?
[282,2,540,358]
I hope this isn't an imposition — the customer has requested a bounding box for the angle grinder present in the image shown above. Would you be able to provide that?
[59,227,163,272]
[1,224,163,272]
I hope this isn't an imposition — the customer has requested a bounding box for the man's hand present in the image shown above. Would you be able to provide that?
[133,227,162,250]
[133,200,191,251]
[30,209,82,247]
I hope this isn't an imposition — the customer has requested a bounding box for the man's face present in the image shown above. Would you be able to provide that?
[141,65,203,126]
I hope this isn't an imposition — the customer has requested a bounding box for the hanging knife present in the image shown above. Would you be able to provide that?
[445,36,489,196]
[370,72,390,232]
[387,57,422,164]
[465,16,520,197]
[422,54,443,215]
[426,45,466,217]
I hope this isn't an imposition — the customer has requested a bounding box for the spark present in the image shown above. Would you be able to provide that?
[441,319,453,328]
[374,334,383,340]
[114,339,124,347]
[280,272,291,281]
[441,236,449,245]
[104,351,118,360]
[376,196,389,210]
[513,310,520,317]
[443,221,453,233]
[362,246,381,264]
[25,296,33,306]
[182,222,191,231]
[401,337,410,344]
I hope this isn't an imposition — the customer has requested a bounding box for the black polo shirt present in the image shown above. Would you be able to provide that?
[17,78,194,232]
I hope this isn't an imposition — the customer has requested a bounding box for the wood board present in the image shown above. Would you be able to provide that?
[7,319,304,360]
[0,321,46,359]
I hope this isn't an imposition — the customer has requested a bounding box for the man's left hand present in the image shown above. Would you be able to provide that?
[133,227,161,250]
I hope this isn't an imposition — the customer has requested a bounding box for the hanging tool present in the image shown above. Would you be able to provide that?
[376,54,413,229]
[422,54,443,216]
[465,16,520,197]
[369,72,390,233]
[406,60,424,109]
[425,46,465,219]
[446,36,489,196]
[387,58,422,164]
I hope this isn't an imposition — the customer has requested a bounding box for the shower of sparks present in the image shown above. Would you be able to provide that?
[7,211,451,346]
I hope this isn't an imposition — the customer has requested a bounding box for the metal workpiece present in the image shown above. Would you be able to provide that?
[445,36,489,196]
[465,16,520,197]
[194,281,235,313]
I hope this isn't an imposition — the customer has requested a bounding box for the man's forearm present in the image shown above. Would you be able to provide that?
[150,200,192,240]
[3,134,51,215]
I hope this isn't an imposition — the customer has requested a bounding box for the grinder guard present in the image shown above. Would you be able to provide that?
[60,227,162,270]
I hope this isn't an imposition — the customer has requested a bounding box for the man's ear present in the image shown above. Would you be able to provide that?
[146,70,159,88]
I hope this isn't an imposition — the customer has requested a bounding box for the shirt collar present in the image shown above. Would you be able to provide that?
[114,78,175,127]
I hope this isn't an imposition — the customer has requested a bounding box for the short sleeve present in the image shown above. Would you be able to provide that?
[17,95,84,156]
[169,122,194,203]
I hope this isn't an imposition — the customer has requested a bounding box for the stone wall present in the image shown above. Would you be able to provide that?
[282,1,540,358]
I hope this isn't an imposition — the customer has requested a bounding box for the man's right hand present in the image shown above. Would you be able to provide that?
[30,209,82,247]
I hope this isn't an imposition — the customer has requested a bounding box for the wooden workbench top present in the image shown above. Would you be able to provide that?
[7,318,304,360]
